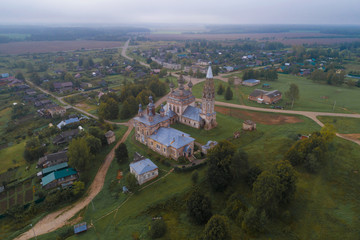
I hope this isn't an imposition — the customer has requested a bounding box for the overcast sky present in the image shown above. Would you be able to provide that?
[1,0,360,26]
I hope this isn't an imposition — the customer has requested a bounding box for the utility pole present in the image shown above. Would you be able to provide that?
[29,224,38,240]
[333,100,336,111]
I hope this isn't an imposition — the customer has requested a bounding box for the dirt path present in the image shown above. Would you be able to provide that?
[15,125,133,240]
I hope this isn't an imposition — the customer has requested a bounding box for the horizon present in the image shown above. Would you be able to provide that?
[1,0,360,26]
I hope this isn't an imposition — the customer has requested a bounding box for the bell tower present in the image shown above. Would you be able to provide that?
[200,65,217,130]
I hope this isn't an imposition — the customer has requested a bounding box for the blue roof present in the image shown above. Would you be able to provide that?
[134,113,169,126]
[149,127,194,149]
[41,168,77,186]
[65,117,79,125]
[130,158,158,175]
[57,118,79,129]
[243,79,260,83]
[74,222,87,234]
[182,106,202,122]
[42,162,68,176]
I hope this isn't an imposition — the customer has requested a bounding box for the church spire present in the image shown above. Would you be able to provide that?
[206,65,213,79]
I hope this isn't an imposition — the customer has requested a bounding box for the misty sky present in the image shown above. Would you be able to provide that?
[1,0,360,26]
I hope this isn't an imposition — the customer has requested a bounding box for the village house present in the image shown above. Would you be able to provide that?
[105,130,116,144]
[53,82,73,93]
[57,117,79,129]
[243,120,256,131]
[249,89,282,104]
[80,82,92,89]
[129,158,158,185]
[47,106,66,118]
[38,162,69,177]
[37,151,68,168]
[41,168,78,190]
[53,129,79,145]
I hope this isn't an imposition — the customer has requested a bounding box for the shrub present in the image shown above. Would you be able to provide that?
[148,219,167,239]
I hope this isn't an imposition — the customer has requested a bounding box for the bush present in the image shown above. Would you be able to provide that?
[191,170,199,184]
[148,219,167,239]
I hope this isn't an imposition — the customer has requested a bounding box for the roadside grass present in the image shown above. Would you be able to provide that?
[317,116,360,134]
[192,74,360,113]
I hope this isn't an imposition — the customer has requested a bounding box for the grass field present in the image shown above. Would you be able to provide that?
[0,141,26,174]
[317,116,360,134]
[192,73,360,113]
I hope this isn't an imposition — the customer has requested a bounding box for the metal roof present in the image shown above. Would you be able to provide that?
[149,127,194,149]
[41,168,77,186]
[134,113,169,126]
[182,106,202,122]
[42,162,68,176]
[130,158,158,175]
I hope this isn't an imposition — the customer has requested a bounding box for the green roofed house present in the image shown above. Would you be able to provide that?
[42,162,68,176]
[41,168,78,190]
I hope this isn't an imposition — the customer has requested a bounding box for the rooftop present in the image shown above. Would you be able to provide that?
[42,162,68,176]
[130,158,158,175]
[41,168,77,186]
[134,112,169,127]
[182,106,202,122]
[149,127,194,149]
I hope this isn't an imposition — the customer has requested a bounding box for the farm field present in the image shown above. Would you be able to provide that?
[0,41,124,55]
[192,73,360,113]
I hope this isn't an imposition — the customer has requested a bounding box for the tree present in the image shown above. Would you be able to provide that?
[85,135,102,155]
[67,138,94,171]
[252,171,282,214]
[241,207,267,235]
[72,181,85,196]
[217,83,224,95]
[88,126,106,145]
[224,86,233,100]
[271,160,297,204]
[203,215,231,240]
[207,140,235,192]
[231,148,249,180]
[285,83,300,109]
[191,170,199,184]
[24,137,47,162]
[119,100,131,119]
[30,72,41,85]
[115,143,128,164]
[187,188,212,224]
[98,98,119,120]
[159,68,168,78]
[125,173,138,191]
[15,71,25,80]
[148,219,167,239]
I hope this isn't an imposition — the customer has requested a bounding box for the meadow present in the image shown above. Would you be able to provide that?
[317,116,360,134]
[192,73,360,113]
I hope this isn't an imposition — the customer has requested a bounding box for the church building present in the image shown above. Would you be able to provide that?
[133,65,217,160]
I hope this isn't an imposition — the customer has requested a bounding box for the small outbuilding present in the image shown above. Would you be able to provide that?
[129,158,158,185]
[105,130,116,145]
[243,120,256,131]
[74,222,87,234]
[201,140,218,154]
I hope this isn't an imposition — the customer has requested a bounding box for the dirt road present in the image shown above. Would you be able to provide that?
[15,125,133,240]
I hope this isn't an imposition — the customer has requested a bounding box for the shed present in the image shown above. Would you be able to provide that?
[105,130,116,145]
[74,222,87,234]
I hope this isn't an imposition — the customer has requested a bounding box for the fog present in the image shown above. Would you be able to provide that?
[1,0,360,26]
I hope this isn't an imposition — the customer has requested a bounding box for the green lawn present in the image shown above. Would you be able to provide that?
[0,141,26,174]
[317,116,360,134]
[192,74,360,113]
